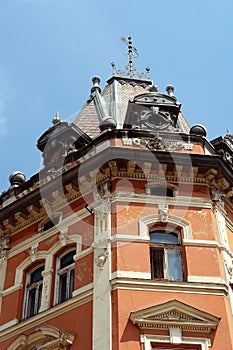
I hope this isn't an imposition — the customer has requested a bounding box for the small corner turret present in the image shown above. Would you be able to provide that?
[37,112,91,172]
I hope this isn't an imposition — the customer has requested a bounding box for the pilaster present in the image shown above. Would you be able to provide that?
[92,182,112,350]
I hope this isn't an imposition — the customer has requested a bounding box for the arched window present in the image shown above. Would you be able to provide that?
[55,249,75,304]
[150,231,183,281]
[23,264,44,319]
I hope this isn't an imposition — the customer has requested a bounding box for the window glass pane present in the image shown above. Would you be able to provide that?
[60,250,75,268]
[37,283,43,313]
[27,288,36,318]
[167,249,183,281]
[59,273,68,302]
[150,248,164,279]
[151,187,173,197]
[69,269,74,298]
[150,232,179,244]
[31,266,44,283]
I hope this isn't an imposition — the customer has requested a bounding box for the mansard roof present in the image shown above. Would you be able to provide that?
[74,75,190,137]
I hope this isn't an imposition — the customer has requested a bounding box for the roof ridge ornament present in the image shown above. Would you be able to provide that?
[225,129,233,140]
[111,36,150,80]
[52,112,62,125]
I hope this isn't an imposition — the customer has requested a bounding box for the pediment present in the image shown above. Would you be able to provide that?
[130,300,220,333]
[6,325,75,350]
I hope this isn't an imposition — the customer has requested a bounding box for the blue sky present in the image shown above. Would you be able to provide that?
[0,0,232,193]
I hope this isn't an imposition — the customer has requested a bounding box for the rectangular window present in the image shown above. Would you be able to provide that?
[55,250,76,304]
[150,246,183,281]
[153,345,201,349]
[150,231,183,281]
[24,265,44,319]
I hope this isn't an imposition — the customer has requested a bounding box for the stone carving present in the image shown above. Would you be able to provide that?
[30,243,38,262]
[153,311,195,321]
[124,91,181,132]
[40,269,52,312]
[122,137,133,146]
[218,148,233,167]
[210,184,225,205]
[0,236,10,258]
[212,133,233,170]
[139,107,177,131]
[96,248,109,268]
[224,259,233,281]
[93,181,111,214]
[158,204,169,222]
[37,120,91,171]
[6,326,75,350]
[59,227,68,246]
[133,137,184,152]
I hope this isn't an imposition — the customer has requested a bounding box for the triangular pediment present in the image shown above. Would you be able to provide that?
[130,300,220,333]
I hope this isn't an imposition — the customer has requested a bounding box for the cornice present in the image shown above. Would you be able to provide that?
[111,277,228,296]
[2,139,233,236]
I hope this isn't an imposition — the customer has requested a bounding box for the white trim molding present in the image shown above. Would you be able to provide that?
[131,300,219,349]
[139,214,192,239]
[130,299,220,333]
[140,334,211,350]
[6,324,75,350]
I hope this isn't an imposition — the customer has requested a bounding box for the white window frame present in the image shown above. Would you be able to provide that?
[150,231,183,281]
[141,334,211,350]
[22,264,44,320]
[54,248,75,305]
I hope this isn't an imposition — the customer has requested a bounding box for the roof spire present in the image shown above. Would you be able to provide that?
[111,36,150,80]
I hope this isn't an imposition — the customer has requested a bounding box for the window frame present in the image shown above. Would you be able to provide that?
[145,183,178,197]
[23,264,44,320]
[150,230,184,281]
[54,248,76,305]
[141,334,210,350]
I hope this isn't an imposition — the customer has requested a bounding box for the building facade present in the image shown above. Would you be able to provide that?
[1,38,233,349]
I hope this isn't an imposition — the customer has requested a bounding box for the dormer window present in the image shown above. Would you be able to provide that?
[123,92,181,132]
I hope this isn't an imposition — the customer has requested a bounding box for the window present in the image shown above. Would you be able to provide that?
[152,346,201,350]
[40,215,60,232]
[56,250,75,304]
[24,265,44,319]
[150,231,183,281]
[150,186,174,197]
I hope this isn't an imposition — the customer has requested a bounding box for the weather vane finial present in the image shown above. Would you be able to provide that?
[111,36,150,80]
